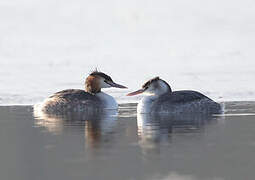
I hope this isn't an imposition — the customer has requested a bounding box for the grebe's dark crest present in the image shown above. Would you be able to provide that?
[90,71,113,82]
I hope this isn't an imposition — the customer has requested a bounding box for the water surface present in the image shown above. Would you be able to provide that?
[1,102,255,180]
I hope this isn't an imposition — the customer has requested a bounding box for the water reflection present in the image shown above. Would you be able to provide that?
[137,113,221,154]
[34,109,118,149]
[3,103,255,180]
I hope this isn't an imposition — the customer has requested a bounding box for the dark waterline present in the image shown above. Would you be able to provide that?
[0,102,255,180]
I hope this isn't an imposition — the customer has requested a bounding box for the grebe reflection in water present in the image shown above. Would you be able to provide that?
[137,113,221,154]
[34,109,118,149]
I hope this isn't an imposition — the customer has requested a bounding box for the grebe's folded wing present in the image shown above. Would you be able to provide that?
[49,89,98,101]
[39,89,102,113]
[154,90,221,114]
[158,90,212,104]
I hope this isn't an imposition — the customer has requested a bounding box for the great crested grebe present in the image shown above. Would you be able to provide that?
[127,77,222,114]
[35,71,127,113]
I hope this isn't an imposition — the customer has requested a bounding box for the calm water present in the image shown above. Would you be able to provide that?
[1,102,255,180]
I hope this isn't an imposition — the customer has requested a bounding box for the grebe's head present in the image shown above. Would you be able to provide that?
[127,77,172,96]
[85,71,127,94]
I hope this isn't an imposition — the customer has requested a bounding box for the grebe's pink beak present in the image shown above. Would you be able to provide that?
[126,89,145,96]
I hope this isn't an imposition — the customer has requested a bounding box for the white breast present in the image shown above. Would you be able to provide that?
[96,92,118,109]
[137,95,156,114]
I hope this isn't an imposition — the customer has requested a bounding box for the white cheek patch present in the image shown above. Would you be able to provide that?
[144,86,155,95]
[100,79,111,88]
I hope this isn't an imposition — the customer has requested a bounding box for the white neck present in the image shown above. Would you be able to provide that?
[137,95,157,114]
[96,92,118,110]
[138,80,171,114]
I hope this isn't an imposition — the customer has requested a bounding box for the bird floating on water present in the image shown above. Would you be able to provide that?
[127,77,221,114]
[35,71,127,113]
